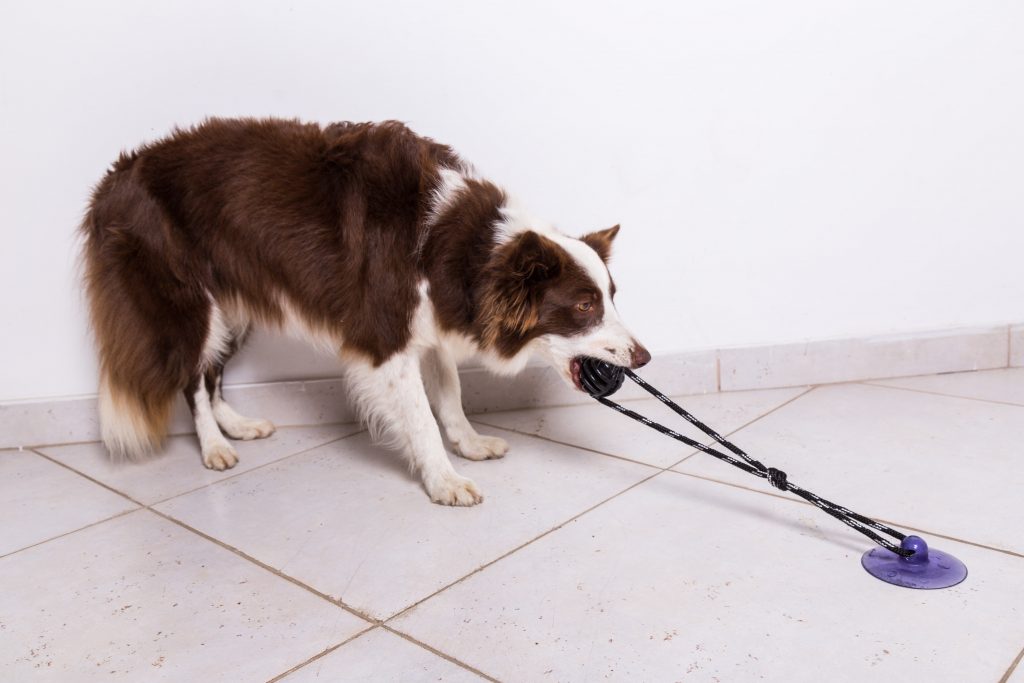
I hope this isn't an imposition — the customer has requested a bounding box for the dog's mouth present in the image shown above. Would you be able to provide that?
[570,356,584,392]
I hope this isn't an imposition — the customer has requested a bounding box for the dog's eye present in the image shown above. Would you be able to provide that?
[576,302,593,312]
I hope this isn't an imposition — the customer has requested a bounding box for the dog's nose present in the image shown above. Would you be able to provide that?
[630,343,651,369]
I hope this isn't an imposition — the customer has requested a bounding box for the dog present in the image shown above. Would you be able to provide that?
[81,118,650,505]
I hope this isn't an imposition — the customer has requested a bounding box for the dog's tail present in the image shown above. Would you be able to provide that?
[81,159,193,459]
[96,371,173,459]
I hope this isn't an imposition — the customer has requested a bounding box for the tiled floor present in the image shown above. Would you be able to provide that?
[2,369,1023,681]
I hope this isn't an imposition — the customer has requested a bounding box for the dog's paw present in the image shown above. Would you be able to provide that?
[426,471,484,506]
[222,417,276,441]
[203,443,239,471]
[453,434,509,461]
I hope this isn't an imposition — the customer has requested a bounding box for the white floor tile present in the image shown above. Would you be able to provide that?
[154,430,652,619]
[673,383,1024,554]
[473,387,807,468]
[280,628,481,682]
[0,510,367,681]
[870,367,1024,406]
[392,471,1024,682]
[0,450,137,556]
[39,424,362,505]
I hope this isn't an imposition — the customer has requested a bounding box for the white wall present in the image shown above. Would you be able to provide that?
[2,0,1022,402]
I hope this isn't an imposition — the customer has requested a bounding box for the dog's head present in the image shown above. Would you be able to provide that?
[479,224,650,391]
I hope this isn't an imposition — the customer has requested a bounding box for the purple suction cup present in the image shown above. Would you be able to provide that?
[862,535,967,589]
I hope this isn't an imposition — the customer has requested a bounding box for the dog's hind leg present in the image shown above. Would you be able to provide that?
[423,347,509,461]
[344,350,483,506]
[185,370,239,470]
[205,326,276,441]
[183,304,262,470]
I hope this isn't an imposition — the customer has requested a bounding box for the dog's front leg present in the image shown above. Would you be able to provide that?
[344,351,483,506]
[423,347,510,461]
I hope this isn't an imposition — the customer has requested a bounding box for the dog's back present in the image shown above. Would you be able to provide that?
[81,118,460,457]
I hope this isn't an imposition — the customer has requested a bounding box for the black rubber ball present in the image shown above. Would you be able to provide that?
[579,357,626,399]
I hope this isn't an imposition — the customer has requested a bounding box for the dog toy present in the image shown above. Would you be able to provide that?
[579,357,967,590]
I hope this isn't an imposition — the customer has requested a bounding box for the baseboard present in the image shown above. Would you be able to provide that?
[1011,324,1024,368]
[718,324,1011,391]
[1,323,1017,450]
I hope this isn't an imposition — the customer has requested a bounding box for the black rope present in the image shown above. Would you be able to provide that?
[580,358,913,557]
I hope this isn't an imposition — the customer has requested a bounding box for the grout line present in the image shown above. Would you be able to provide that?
[381,625,499,682]
[146,429,367,506]
[265,624,380,683]
[715,351,722,392]
[1014,325,1023,369]
[999,643,1024,683]
[866,519,1024,561]
[31,429,364,509]
[183,418,361,435]
[148,506,379,624]
[30,448,146,507]
[0,507,140,561]
[668,468,815,506]
[24,419,363,453]
[24,437,104,450]
[384,469,664,624]
[858,380,1024,410]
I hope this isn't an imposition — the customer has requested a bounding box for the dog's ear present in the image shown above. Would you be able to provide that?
[509,230,563,284]
[481,231,564,347]
[580,224,620,262]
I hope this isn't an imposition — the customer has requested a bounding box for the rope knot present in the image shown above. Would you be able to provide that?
[766,467,788,491]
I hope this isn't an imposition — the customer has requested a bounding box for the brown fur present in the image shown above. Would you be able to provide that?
[580,224,620,262]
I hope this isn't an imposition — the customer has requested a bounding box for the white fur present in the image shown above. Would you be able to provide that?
[337,280,505,503]
[417,168,468,258]
[342,285,483,505]
[189,297,276,469]
[211,375,276,440]
[493,194,554,244]
[97,375,158,459]
[423,345,509,461]
[409,280,440,349]
[276,294,340,356]
[199,298,233,371]
[192,379,238,470]
[343,351,481,505]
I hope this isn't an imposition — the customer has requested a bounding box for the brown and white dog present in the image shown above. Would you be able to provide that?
[81,118,649,505]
